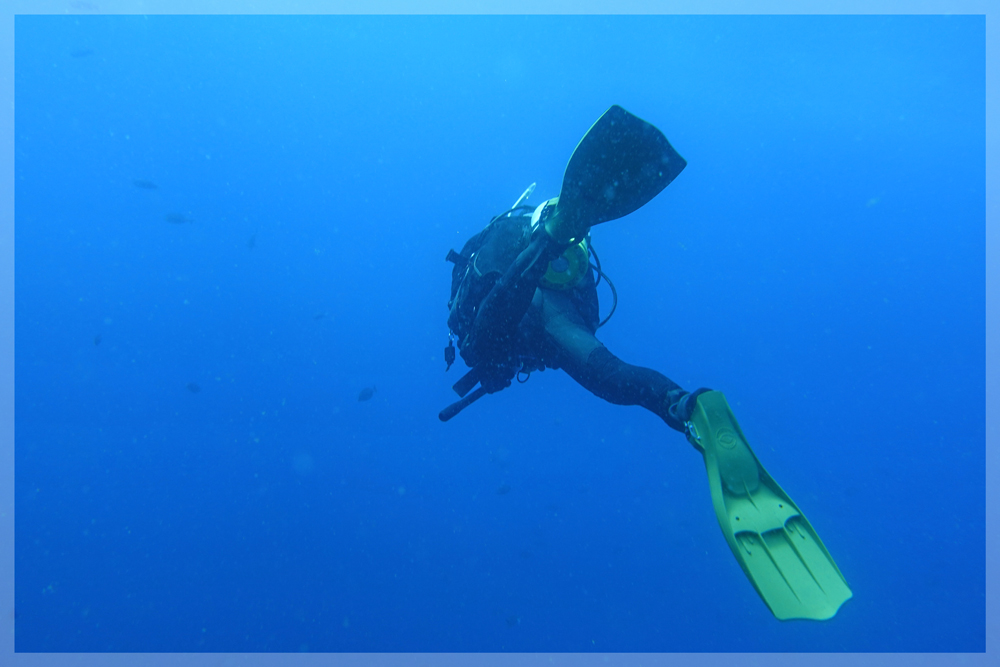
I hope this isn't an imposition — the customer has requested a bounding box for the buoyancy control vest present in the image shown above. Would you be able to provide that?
[444,206,603,373]
[446,207,536,369]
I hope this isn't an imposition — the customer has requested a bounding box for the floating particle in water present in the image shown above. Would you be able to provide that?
[357,386,376,402]
[291,452,314,476]
[165,213,194,225]
[186,383,201,394]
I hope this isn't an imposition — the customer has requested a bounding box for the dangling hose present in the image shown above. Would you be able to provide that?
[588,243,618,329]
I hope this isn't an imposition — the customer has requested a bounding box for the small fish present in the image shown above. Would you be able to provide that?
[247,234,256,249]
[186,382,201,394]
[505,615,521,627]
[93,334,101,346]
[70,48,95,58]
[495,484,511,496]
[132,179,158,190]
[165,213,194,225]
[357,386,376,402]
[313,313,326,321]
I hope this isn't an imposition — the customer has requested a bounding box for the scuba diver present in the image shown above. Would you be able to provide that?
[440,105,852,621]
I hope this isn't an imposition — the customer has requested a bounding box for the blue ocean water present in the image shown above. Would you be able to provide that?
[13,14,984,652]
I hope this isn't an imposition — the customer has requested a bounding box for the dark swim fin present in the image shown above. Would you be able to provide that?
[547,105,686,243]
[685,391,852,620]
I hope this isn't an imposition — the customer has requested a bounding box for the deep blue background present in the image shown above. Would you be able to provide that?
[14,15,984,652]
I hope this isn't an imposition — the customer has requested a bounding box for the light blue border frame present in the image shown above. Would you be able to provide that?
[2,1,993,665]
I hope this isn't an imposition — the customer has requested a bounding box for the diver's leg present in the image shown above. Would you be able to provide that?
[568,346,696,432]
[539,290,699,432]
[465,229,565,391]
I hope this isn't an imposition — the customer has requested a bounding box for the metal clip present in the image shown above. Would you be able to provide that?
[685,421,700,441]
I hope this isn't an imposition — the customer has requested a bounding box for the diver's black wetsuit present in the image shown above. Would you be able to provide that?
[520,257,691,432]
[449,211,697,431]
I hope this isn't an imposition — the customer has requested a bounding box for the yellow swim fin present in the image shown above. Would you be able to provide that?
[685,391,852,620]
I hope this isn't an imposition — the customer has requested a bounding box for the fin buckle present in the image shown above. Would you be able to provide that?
[684,421,700,441]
